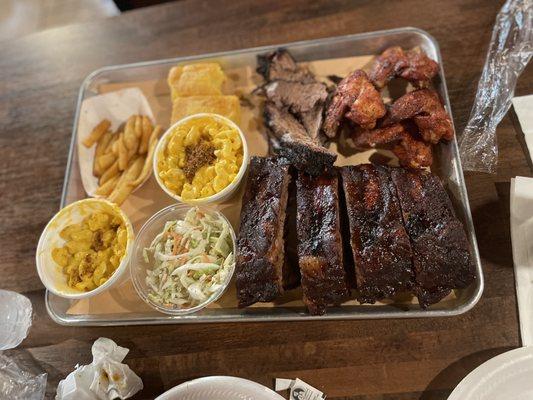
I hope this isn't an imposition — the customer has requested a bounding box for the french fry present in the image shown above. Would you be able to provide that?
[139,116,152,154]
[99,160,119,185]
[93,165,102,178]
[95,175,120,197]
[96,131,113,157]
[93,131,113,177]
[124,116,135,140]
[108,182,135,206]
[88,115,160,204]
[149,125,163,145]
[82,119,111,148]
[134,115,143,139]
[127,144,138,161]
[131,134,158,187]
[97,152,116,172]
[118,136,128,171]
[124,127,139,151]
[114,156,143,190]
[108,157,144,205]
[111,133,122,156]
[104,132,119,154]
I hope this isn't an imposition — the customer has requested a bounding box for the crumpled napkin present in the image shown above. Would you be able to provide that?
[56,338,143,400]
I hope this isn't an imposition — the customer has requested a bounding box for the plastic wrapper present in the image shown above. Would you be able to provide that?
[56,337,143,400]
[458,0,532,173]
[0,289,33,351]
[0,354,47,400]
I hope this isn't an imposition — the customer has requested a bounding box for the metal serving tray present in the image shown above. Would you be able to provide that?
[47,27,483,326]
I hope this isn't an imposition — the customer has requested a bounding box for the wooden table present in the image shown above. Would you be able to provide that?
[1,0,532,398]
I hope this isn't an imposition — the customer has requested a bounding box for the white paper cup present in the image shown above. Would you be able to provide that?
[153,113,249,205]
[36,198,134,300]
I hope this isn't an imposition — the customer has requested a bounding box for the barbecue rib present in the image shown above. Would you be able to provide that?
[341,164,414,303]
[352,122,433,168]
[323,70,386,138]
[369,46,439,89]
[236,156,292,307]
[264,102,336,176]
[390,167,476,308]
[283,171,301,290]
[296,171,349,315]
[388,89,453,143]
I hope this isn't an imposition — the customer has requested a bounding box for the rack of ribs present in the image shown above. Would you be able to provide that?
[341,164,414,303]
[390,167,476,308]
[235,156,293,307]
[296,171,349,315]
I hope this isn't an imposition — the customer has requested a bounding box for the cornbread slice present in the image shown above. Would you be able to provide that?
[170,95,241,125]
[168,63,225,100]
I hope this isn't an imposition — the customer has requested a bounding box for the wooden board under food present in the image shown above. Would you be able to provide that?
[64,54,455,316]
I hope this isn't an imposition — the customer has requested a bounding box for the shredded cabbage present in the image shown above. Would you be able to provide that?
[144,207,234,308]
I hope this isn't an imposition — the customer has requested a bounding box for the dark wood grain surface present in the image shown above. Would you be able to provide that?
[1,0,532,398]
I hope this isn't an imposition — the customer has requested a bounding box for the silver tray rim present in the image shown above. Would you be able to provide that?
[48,26,484,326]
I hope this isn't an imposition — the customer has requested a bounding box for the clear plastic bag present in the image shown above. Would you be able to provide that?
[0,354,47,400]
[458,0,533,173]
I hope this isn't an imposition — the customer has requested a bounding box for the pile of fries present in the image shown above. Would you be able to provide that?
[82,115,163,205]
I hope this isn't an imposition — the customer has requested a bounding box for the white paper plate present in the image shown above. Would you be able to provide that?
[448,346,533,400]
[77,87,154,197]
[155,376,285,400]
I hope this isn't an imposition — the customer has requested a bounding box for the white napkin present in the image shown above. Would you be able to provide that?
[510,177,533,346]
[512,94,533,158]
[56,338,143,400]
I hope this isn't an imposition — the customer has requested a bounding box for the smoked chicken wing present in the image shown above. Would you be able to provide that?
[352,122,433,169]
[369,46,439,89]
[388,88,453,143]
[323,70,386,138]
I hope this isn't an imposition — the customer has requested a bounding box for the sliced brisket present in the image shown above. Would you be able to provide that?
[264,102,336,176]
[257,48,332,160]
[257,48,315,83]
[263,80,328,114]
[299,104,324,142]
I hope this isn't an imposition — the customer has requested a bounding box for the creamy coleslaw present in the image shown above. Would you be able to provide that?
[143,207,234,308]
